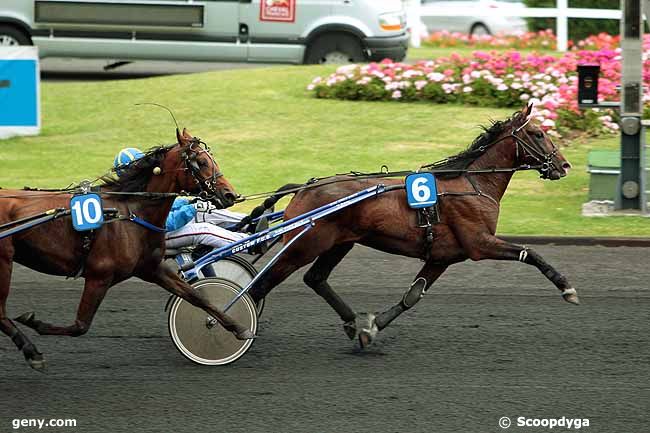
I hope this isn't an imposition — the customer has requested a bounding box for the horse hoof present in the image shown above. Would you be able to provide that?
[358,331,373,349]
[355,313,378,349]
[562,288,580,305]
[15,311,35,325]
[235,329,256,340]
[343,320,357,340]
[27,357,47,372]
[23,350,47,372]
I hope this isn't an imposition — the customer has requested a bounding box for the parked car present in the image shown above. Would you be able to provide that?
[0,0,408,64]
[420,0,527,36]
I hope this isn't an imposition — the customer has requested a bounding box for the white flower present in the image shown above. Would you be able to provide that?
[463,86,473,93]
[497,83,508,91]
[336,64,357,75]
[403,70,424,78]
[520,94,530,101]
[392,90,402,99]
[427,72,445,82]
[415,80,428,90]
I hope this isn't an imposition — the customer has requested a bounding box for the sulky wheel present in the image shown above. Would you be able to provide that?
[168,278,257,366]
[199,256,264,317]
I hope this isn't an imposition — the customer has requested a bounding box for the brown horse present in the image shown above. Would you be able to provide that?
[0,128,253,370]
[249,105,578,347]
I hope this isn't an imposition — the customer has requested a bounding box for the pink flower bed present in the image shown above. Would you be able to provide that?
[425,29,557,50]
[307,34,650,137]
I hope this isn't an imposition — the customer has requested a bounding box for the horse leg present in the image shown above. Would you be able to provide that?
[356,262,447,348]
[464,235,579,305]
[15,275,113,337]
[0,254,46,370]
[147,261,255,340]
[303,243,358,339]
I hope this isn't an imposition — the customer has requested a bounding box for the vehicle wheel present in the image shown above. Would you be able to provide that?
[305,33,365,65]
[0,25,31,46]
[470,23,491,37]
[199,256,264,316]
[168,278,257,366]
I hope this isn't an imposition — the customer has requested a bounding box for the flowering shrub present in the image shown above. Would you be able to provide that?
[307,35,650,137]
[425,29,557,50]
[570,33,620,51]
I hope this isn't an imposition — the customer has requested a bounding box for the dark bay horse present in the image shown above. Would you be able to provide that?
[249,105,578,347]
[0,128,253,370]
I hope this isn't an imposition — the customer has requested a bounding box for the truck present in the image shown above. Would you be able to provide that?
[0,0,409,64]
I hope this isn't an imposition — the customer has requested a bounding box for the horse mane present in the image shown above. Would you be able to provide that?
[98,144,175,196]
[422,110,525,179]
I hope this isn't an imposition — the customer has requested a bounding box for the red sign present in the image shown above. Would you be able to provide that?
[260,0,296,23]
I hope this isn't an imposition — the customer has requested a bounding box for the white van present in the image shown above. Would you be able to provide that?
[0,0,408,64]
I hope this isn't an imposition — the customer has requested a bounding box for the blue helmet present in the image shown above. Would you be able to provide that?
[113,148,143,176]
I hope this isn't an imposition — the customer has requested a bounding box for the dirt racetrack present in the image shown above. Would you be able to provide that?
[0,245,648,433]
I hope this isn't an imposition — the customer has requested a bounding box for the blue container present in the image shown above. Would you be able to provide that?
[0,47,40,138]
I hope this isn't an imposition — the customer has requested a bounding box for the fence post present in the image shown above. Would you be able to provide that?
[557,0,569,51]
[406,0,422,48]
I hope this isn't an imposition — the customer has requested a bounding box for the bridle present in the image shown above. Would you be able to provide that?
[181,138,225,200]
[511,118,560,179]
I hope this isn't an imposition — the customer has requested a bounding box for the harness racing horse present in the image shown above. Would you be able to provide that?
[0,128,254,370]
[249,105,578,347]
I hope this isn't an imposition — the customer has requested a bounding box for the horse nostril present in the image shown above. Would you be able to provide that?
[562,162,572,170]
[224,192,236,203]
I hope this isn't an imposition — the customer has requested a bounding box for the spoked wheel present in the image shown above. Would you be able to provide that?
[199,256,264,316]
[168,278,257,366]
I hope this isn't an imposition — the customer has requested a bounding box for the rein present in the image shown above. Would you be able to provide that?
[237,164,543,202]
[0,186,187,200]
[236,123,555,203]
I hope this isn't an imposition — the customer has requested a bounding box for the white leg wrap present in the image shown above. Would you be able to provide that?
[561,288,577,297]
[518,249,528,262]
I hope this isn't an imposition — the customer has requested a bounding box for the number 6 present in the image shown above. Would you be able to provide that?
[412,177,431,202]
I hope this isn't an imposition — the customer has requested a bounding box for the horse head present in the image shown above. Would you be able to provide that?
[512,104,572,180]
[162,128,239,208]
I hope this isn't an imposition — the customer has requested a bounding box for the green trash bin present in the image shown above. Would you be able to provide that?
[587,150,620,201]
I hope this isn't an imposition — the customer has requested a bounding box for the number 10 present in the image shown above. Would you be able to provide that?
[72,198,102,224]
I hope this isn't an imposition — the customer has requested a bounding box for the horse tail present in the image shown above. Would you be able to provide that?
[235,183,303,231]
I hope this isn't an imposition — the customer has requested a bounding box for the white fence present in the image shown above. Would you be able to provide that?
[414,0,621,51]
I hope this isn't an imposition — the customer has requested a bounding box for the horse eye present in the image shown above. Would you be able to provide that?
[535,131,544,139]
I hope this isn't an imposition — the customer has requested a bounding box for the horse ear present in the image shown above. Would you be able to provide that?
[176,128,191,146]
[526,103,534,118]
[516,104,533,127]
[182,128,193,139]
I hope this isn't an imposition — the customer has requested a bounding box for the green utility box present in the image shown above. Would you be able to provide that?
[587,150,620,200]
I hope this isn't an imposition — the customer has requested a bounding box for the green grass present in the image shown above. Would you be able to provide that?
[0,63,645,236]
[408,46,561,62]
